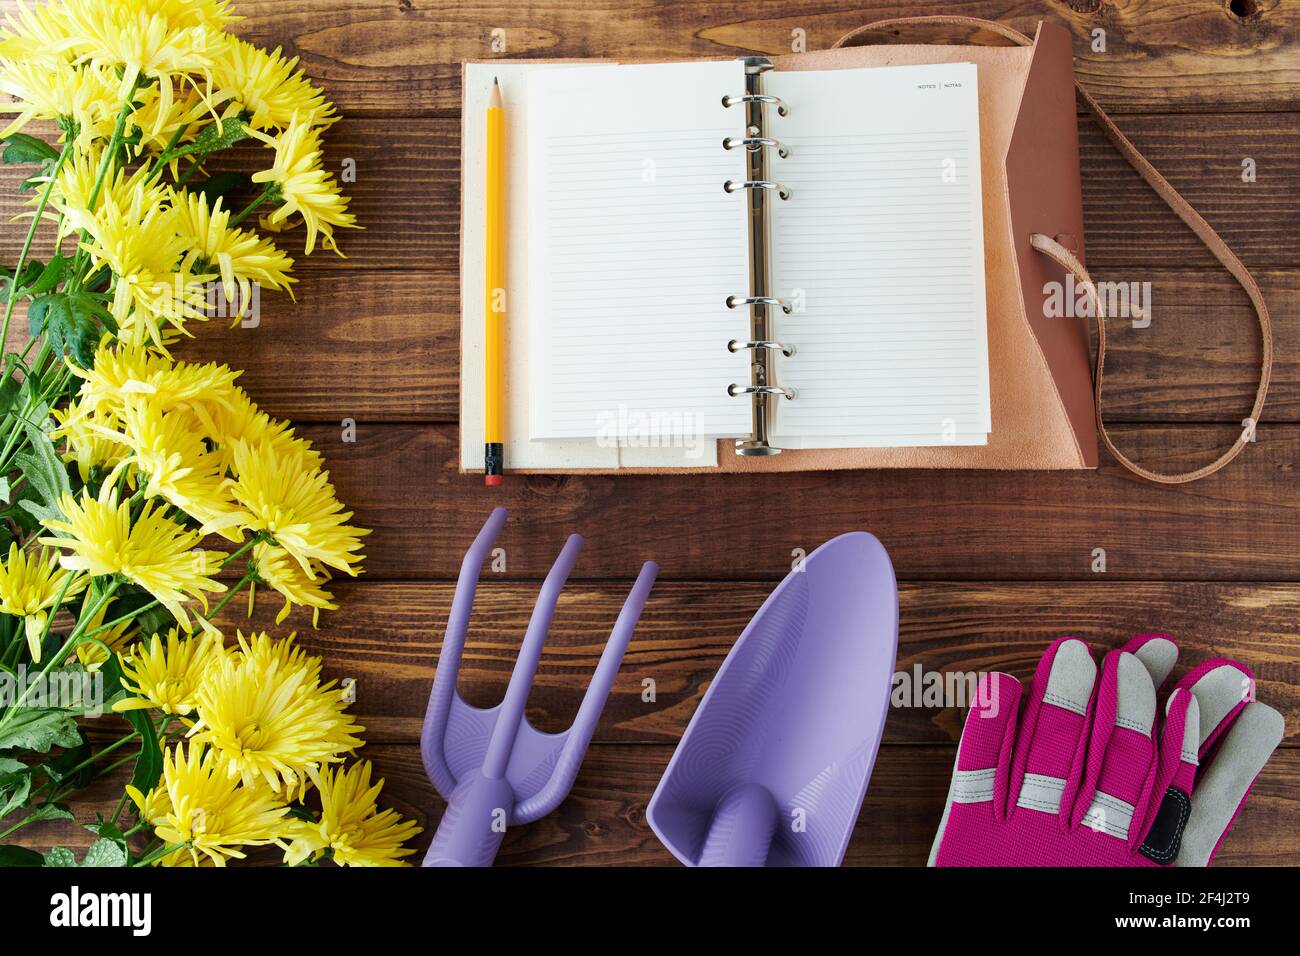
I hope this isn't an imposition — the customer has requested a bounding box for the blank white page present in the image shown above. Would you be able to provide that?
[528,61,752,443]
[766,63,990,448]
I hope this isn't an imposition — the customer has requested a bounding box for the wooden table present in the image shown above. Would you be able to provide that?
[6,0,1298,865]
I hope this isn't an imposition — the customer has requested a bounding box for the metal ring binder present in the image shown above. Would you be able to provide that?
[728,384,798,399]
[723,179,791,200]
[725,56,796,456]
[729,339,796,357]
[727,295,792,314]
[723,136,790,159]
[722,93,789,117]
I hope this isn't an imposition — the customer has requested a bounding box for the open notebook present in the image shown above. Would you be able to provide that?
[460,58,989,470]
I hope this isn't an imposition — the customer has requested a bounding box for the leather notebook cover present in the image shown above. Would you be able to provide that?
[458,22,1097,473]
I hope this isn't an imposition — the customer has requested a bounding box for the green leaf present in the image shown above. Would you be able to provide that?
[120,706,163,797]
[182,117,249,158]
[0,845,44,866]
[28,291,111,368]
[0,765,32,819]
[80,838,127,868]
[26,255,66,297]
[0,477,10,505]
[85,815,128,847]
[24,803,73,825]
[42,846,76,868]
[1,133,58,165]
[191,171,252,208]
[39,740,91,788]
[11,413,70,527]
[0,708,82,754]
[0,261,42,299]
[134,605,177,640]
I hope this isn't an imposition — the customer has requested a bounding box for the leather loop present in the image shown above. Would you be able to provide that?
[833,16,1273,484]
[833,15,1033,49]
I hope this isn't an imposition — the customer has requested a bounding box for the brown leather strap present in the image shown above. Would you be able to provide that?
[833,16,1273,484]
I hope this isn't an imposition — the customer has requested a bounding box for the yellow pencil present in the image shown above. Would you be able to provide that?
[484,77,506,486]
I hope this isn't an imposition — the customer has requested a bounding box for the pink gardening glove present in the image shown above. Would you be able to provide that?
[930,634,1284,866]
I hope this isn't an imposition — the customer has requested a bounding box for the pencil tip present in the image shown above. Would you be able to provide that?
[493,76,499,86]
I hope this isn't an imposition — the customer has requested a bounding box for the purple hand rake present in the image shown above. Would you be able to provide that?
[420,507,658,866]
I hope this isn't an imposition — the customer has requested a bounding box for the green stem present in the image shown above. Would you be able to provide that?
[30,731,140,803]
[203,570,254,624]
[0,324,60,477]
[100,751,136,775]
[172,159,203,190]
[0,580,119,731]
[20,565,76,664]
[82,536,262,640]
[220,536,260,569]
[141,123,191,187]
[228,186,275,228]
[68,78,143,291]
[0,144,72,388]
[133,842,182,867]
[110,788,131,827]
[59,731,139,780]
[0,812,39,840]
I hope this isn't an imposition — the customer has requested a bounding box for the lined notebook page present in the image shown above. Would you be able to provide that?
[766,63,990,448]
[527,61,751,443]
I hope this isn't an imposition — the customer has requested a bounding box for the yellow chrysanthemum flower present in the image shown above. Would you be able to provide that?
[174,190,295,316]
[113,628,223,715]
[235,628,322,682]
[187,631,363,794]
[248,115,357,256]
[210,36,335,131]
[41,145,170,241]
[250,542,337,626]
[130,83,232,156]
[0,56,119,145]
[73,593,137,671]
[281,762,421,867]
[0,543,88,663]
[59,0,228,114]
[39,485,226,631]
[79,189,214,351]
[191,384,320,472]
[228,436,367,580]
[102,396,246,538]
[0,0,77,64]
[51,400,126,483]
[69,342,241,419]
[125,740,287,867]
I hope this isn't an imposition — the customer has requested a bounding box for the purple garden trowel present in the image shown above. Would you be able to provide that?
[420,507,658,866]
[648,532,898,866]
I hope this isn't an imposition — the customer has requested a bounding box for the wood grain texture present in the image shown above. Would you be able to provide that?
[2,113,1298,272]
[13,743,1299,866]
[8,267,1294,425]
[201,580,1300,747]
[62,0,1291,116]
[2,0,1296,869]
[288,422,1300,581]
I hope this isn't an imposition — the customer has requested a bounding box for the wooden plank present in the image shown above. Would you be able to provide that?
[293,422,1300,581]
[5,267,1292,425]
[2,114,1298,272]
[12,743,1298,866]
[207,580,1300,747]
[43,0,1285,116]
[1078,110,1300,270]
[1089,269,1297,423]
